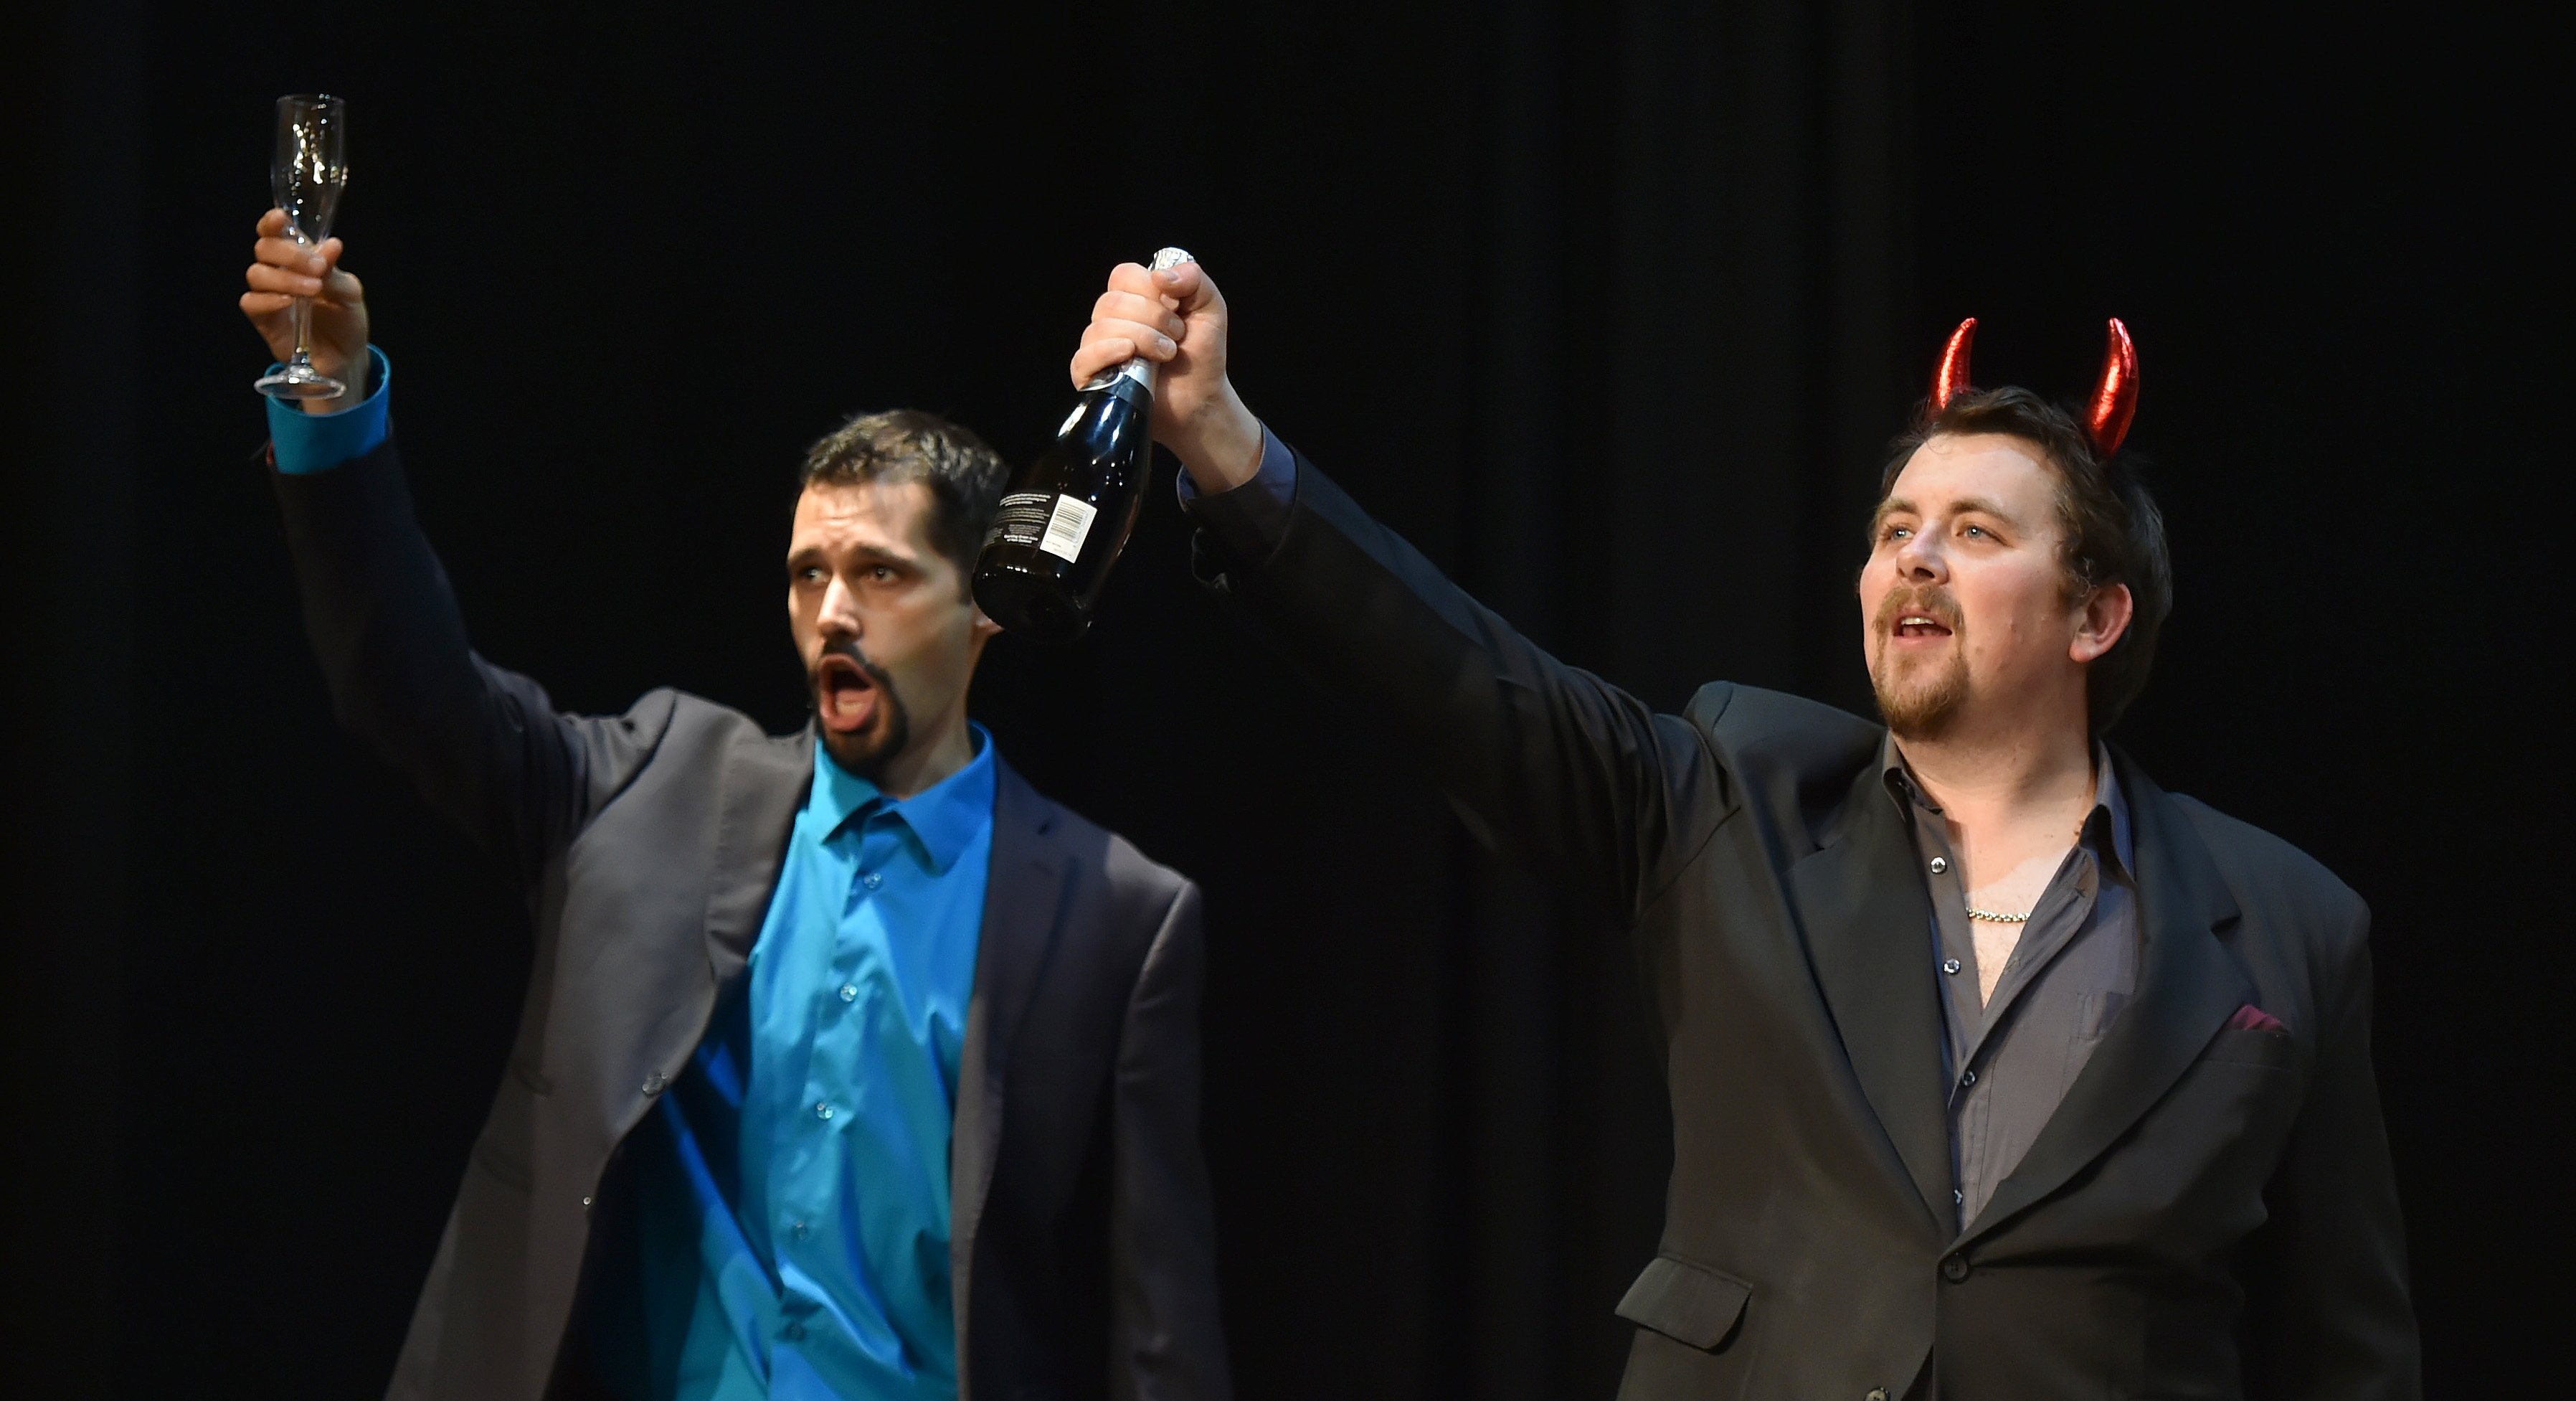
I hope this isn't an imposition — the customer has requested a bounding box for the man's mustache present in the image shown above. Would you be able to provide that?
[1873,585,1962,633]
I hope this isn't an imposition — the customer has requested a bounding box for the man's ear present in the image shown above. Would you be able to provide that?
[2071,582,2134,664]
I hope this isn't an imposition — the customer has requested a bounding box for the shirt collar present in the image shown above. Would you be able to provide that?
[1880,733,2134,878]
[2090,744,2135,879]
[807,722,999,874]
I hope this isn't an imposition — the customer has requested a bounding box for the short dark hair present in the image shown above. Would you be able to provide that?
[1877,386,2172,735]
[799,410,1010,586]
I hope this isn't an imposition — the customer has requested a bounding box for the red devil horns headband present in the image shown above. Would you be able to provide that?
[1931,316,2140,456]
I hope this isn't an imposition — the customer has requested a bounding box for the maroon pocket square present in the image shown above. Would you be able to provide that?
[2226,1003,2288,1034]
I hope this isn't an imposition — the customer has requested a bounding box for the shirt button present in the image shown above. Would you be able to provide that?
[791,1220,810,1241]
[640,1071,669,1095]
[1960,1069,1978,1088]
[1867,1390,1890,1401]
[1928,856,1948,874]
[862,872,884,890]
[839,983,859,1003]
[581,1195,595,1209]
[1942,958,1962,976]
[1942,1254,1971,1283]
[782,1322,806,1342]
[815,1101,835,1121]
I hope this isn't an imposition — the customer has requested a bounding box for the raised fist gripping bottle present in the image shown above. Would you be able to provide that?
[971,247,1195,644]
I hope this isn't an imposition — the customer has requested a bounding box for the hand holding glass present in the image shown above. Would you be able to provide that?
[254,95,351,400]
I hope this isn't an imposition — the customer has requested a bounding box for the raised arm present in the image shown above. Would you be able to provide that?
[242,210,662,882]
[1069,261,1730,926]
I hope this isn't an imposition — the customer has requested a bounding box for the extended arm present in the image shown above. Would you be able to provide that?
[1072,261,1729,925]
[1107,882,1232,1401]
[270,440,627,881]
[245,211,653,882]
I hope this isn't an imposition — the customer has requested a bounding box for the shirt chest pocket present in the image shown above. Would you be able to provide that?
[2054,988,2131,1098]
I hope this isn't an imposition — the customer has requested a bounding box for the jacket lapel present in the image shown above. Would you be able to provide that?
[1959,755,2250,1245]
[949,756,1071,1384]
[1784,762,1954,1230]
[703,723,813,985]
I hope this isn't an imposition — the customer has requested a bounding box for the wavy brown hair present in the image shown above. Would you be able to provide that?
[800,410,1009,588]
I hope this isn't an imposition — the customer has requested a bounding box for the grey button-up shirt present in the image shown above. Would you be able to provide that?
[1883,739,2139,1229]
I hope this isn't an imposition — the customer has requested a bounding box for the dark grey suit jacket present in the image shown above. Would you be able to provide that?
[1188,449,2418,1400]
[273,441,1230,1401]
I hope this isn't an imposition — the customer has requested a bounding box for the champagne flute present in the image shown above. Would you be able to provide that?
[254,94,351,400]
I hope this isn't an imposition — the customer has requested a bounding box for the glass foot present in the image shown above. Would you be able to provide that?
[255,363,346,400]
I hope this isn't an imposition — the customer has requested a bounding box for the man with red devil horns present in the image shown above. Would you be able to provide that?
[1069,260,2418,1398]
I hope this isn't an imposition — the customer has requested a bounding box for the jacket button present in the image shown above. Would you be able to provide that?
[1942,1254,1971,1282]
[1867,1390,1890,1400]
[641,1071,669,1095]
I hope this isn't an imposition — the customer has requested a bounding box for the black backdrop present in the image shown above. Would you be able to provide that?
[6,2,2552,1396]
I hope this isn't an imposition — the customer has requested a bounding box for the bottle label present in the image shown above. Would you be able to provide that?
[1039,495,1098,562]
[988,491,1056,550]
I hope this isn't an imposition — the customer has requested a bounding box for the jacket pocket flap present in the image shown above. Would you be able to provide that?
[1615,1254,1752,1351]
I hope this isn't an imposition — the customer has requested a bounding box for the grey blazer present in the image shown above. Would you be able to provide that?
[273,441,1231,1401]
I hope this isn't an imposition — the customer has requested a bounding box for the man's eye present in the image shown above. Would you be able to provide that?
[869,565,897,582]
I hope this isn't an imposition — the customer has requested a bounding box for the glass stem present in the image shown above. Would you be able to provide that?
[291,293,315,368]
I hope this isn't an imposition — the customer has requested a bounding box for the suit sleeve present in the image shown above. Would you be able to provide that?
[1107,880,1232,1401]
[2240,901,2422,1398]
[1188,444,1728,927]
[270,438,660,885]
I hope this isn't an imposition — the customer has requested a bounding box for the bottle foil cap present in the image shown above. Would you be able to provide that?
[1083,247,1198,398]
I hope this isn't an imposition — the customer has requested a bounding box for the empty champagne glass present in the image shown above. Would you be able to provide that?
[254,94,351,400]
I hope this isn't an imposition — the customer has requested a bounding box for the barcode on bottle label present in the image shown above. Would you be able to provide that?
[1039,496,1098,562]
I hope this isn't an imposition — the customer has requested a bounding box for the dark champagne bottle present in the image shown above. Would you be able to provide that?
[972,247,1195,643]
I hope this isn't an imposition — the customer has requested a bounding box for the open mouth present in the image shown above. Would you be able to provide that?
[815,655,879,734]
[1893,613,1955,640]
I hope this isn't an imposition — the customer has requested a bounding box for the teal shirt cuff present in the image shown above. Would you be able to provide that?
[265,346,392,474]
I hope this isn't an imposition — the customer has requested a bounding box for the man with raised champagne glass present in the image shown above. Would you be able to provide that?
[239,211,1233,1401]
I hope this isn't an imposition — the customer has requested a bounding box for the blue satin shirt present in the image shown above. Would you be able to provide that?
[615,734,997,1400]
